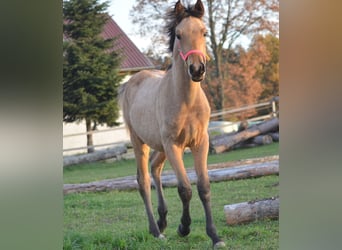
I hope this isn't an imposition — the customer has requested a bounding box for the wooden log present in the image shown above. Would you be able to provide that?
[210,117,279,154]
[251,135,273,145]
[234,135,273,149]
[269,132,279,142]
[63,144,127,167]
[238,120,249,132]
[224,197,279,225]
[63,159,279,194]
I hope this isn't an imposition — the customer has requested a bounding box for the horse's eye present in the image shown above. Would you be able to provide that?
[176,34,181,40]
[204,32,208,37]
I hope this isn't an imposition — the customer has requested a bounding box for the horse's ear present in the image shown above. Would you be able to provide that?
[175,0,185,16]
[193,0,204,18]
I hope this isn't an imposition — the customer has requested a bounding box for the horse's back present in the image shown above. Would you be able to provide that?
[120,69,164,108]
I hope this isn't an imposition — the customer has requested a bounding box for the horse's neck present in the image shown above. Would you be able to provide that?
[170,59,200,107]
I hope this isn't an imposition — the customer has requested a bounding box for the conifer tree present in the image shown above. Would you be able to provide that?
[63,0,123,153]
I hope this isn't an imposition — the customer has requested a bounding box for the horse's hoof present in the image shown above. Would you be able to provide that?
[177,224,190,237]
[158,234,166,240]
[214,241,226,249]
[157,219,167,233]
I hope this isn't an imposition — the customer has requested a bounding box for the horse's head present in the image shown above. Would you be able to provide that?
[167,0,208,82]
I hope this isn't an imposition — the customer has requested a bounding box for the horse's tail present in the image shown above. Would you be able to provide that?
[118,81,131,133]
[118,81,127,109]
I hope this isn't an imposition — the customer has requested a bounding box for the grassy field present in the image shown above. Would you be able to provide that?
[64,143,279,249]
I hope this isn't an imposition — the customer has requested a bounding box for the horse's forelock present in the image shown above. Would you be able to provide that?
[165,0,205,53]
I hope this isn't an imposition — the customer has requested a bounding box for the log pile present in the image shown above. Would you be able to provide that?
[63,157,279,194]
[224,197,279,225]
[63,144,127,167]
[210,117,279,154]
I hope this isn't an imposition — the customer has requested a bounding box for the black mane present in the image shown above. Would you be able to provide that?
[165,1,204,53]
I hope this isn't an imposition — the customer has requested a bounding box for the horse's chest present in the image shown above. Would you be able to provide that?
[167,115,207,147]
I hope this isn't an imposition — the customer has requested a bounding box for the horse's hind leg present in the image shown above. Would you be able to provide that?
[150,151,167,233]
[131,135,161,238]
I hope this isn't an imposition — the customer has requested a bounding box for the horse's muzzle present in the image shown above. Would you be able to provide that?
[189,62,206,82]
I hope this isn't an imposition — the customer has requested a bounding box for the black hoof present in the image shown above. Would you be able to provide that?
[177,224,190,237]
[157,219,167,233]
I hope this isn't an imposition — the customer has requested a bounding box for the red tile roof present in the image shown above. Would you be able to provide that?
[102,16,155,72]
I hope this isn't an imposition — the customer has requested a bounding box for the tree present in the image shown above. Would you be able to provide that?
[224,45,264,118]
[203,34,279,120]
[63,0,124,153]
[131,0,279,112]
[144,48,171,70]
[251,34,279,100]
[203,44,264,120]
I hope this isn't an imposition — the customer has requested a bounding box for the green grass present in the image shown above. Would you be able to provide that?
[64,142,278,184]
[64,143,279,249]
[64,176,279,249]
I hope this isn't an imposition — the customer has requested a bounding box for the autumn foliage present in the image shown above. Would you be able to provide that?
[202,34,279,119]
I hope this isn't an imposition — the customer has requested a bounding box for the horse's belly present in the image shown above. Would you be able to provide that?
[129,100,164,151]
[131,119,163,150]
[134,129,164,152]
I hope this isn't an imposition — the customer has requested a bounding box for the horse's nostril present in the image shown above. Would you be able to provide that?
[189,64,195,75]
[200,62,205,74]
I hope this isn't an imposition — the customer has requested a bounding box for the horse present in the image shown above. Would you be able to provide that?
[119,0,225,248]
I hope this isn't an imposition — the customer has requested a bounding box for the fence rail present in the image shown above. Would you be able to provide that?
[207,114,273,133]
[210,101,270,118]
[63,141,127,152]
[63,97,278,154]
[63,125,126,137]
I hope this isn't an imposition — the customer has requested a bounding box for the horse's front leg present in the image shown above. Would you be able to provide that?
[164,144,192,237]
[131,136,162,238]
[150,150,168,233]
[191,134,225,248]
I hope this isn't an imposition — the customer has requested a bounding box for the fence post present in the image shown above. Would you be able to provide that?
[272,100,276,117]
[271,96,279,118]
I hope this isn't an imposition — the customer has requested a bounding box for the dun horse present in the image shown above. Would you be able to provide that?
[119,0,225,248]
